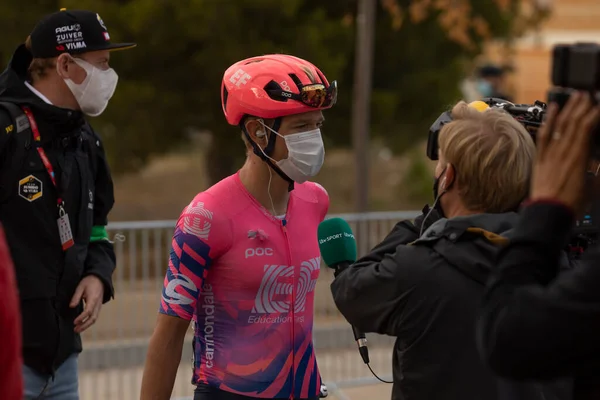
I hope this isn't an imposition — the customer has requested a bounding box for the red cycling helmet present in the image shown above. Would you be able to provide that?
[221,54,338,126]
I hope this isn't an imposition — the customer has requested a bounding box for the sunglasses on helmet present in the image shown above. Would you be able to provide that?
[268,80,338,108]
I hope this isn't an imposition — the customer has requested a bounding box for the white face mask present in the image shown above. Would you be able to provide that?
[62,57,118,117]
[259,123,325,183]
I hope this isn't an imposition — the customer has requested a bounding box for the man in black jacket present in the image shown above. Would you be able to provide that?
[0,9,135,399]
[476,92,600,398]
[331,101,571,400]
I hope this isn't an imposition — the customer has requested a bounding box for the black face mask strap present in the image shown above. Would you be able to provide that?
[240,117,295,192]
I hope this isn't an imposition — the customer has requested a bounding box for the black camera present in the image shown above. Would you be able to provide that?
[550,43,600,92]
[547,42,600,258]
[426,96,599,259]
[548,42,600,156]
[426,98,546,161]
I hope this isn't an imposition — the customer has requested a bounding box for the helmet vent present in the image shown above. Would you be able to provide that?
[315,70,326,85]
[222,86,229,108]
[288,74,303,90]
[264,80,288,102]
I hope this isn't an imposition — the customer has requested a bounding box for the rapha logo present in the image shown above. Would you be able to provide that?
[162,274,198,305]
[251,257,320,315]
[182,201,213,240]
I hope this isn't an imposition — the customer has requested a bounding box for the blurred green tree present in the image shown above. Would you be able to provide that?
[0,0,549,184]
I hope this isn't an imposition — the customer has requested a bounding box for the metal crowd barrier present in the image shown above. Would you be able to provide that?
[78,210,419,400]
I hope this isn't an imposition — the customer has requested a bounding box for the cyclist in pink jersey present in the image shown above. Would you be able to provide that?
[141,54,338,400]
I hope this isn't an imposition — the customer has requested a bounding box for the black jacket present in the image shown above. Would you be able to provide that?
[331,212,572,400]
[477,202,600,399]
[0,44,116,374]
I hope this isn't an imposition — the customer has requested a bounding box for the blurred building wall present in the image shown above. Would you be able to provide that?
[487,0,600,103]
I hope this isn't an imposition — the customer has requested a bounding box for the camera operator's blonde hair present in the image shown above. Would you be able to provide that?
[438,101,535,213]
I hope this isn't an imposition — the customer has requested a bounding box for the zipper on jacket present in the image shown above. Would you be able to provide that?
[50,298,60,380]
[281,218,296,399]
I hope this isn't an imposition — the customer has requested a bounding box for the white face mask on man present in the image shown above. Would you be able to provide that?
[62,57,119,117]
[259,122,325,183]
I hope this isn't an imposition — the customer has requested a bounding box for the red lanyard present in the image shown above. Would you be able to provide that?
[21,106,63,207]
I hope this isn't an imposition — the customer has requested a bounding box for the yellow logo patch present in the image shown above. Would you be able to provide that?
[19,175,43,202]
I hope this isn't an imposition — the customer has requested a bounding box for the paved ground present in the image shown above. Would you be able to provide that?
[79,348,393,400]
[333,384,392,400]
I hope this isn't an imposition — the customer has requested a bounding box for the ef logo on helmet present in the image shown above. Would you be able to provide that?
[229,68,252,88]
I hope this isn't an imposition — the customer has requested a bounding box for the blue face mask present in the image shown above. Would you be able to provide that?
[476,79,493,97]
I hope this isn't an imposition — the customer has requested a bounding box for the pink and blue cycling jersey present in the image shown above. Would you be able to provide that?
[159,172,329,399]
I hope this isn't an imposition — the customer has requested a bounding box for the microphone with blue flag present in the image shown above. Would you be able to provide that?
[318,217,369,364]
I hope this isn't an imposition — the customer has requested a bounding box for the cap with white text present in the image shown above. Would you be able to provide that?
[29,8,136,58]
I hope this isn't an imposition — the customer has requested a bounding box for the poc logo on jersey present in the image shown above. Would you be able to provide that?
[245,247,273,259]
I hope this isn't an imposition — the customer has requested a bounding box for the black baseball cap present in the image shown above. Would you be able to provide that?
[29,8,136,59]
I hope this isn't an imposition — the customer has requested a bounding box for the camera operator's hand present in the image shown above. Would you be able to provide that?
[531,92,600,212]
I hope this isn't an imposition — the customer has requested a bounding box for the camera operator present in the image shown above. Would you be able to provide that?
[477,93,600,398]
[331,101,571,400]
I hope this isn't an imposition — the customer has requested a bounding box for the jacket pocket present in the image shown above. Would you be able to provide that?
[21,299,59,360]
